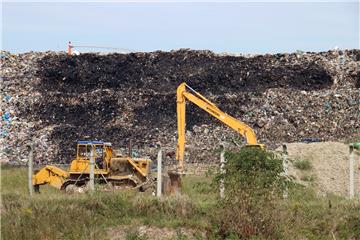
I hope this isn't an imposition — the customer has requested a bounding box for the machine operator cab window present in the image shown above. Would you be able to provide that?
[95,145,104,168]
[77,141,106,169]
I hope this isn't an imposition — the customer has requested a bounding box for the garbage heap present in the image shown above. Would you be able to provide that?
[1,49,359,165]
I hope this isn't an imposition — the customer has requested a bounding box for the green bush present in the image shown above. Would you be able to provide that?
[294,159,312,170]
[214,148,290,239]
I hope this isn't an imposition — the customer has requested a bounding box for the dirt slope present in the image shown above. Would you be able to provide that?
[283,142,360,197]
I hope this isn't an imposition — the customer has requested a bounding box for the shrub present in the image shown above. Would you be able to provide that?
[294,159,312,170]
[213,148,290,239]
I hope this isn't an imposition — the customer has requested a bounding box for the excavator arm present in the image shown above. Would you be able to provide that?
[176,82,264,172]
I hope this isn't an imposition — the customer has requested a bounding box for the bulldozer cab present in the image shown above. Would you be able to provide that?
[76,141,112,169]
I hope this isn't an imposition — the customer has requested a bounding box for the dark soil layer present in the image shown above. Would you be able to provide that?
[38,51,333,93]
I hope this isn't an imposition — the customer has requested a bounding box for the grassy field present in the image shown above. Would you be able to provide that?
[1,165,360,240]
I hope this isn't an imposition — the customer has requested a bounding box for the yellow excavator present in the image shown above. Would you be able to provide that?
[33,141,154,193]
[175,82,265,173]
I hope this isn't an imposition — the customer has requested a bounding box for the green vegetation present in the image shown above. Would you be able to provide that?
[294,158,312,170]
[125,230,149,240]
[1,149,360,240]
[300,174,316,182]
[1,167,213,239]
[213,148,289,239]
[344,137,360,145]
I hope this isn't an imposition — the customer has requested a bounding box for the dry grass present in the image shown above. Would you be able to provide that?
[0,166,213,240]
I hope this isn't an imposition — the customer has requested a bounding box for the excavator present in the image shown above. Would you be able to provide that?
[175,82,265,173]
[33,141,154,193]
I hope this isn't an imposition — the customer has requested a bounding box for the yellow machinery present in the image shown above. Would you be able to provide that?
[175,82,265,172]
[33,141,154,193]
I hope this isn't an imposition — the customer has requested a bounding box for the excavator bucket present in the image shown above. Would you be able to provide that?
[164,171,182,195]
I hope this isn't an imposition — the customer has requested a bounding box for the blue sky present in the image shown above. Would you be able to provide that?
[2,1,359,54]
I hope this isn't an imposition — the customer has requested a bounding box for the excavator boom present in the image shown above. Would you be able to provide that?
[176,82,264,172]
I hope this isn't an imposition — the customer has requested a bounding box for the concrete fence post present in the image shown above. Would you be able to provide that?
[89,144,95,192]
[157,149,162,197]
[220,150,225,199]
[28,142,34,197]
[349,145,355,199]
[282,144,289,199]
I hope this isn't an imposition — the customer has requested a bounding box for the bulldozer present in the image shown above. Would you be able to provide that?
[33,140,154,193]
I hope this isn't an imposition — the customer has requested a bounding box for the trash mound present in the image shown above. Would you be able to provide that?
[281,142,360,197]
[1,49,359,164]
[37,50,334,93]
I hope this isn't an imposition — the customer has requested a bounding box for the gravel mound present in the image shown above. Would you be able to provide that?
[1,49,359,164]
[282,142,360,197]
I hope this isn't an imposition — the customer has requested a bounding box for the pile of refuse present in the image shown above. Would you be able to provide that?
[1,49,359,164]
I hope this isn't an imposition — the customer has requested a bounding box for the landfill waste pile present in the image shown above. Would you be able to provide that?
[1,49,359,165]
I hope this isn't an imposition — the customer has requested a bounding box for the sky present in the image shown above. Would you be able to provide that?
[1,1,359,54]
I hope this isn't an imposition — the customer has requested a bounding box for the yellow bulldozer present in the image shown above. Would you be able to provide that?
[33,141,154,193]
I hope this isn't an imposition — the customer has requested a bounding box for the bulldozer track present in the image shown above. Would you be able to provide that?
[60,176,155,193]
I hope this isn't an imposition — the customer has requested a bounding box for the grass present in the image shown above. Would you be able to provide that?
[1,165,360,240]
[293,158,312,170]
[0,166,215,240]
[125,230,149,240]
[300,174,316,182]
